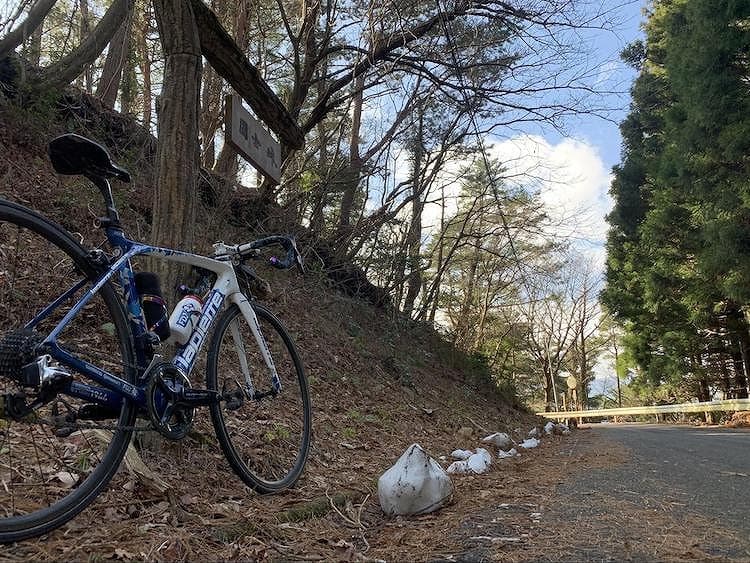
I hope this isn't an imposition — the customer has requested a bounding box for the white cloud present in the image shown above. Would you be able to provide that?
[487,134,613,245]
[421,134,613,269]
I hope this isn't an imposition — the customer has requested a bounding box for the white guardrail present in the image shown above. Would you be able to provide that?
[537,398,750,419]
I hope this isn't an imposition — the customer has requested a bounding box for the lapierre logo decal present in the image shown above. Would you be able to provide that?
[176,302,198,329]
[175,290,224,372]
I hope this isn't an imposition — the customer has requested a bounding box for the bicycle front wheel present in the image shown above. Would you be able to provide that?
[207,302,311,493]
[0,200,137,542]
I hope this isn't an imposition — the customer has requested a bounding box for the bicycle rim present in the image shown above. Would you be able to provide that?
[207,302,311,493]
[0,200,136,542]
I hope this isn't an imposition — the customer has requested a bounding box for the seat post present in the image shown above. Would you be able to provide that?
[88,175,121,226]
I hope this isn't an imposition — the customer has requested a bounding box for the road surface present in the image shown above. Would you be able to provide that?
[441,423,750,562]
[549,423,750,561]
[589,423,750,536]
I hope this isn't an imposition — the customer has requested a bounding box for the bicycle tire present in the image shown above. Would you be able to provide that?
[0,199,137,542]
[207,302,311,493]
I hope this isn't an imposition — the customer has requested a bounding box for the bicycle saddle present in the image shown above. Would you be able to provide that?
[48,134,131,183]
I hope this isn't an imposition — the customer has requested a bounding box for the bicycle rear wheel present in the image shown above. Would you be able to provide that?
[0,200,137,542]
[207,302,311,493]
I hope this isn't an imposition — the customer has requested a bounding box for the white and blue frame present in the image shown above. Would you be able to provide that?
[23,222,281,412]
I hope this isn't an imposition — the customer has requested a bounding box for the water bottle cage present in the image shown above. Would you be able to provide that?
[141,295,168,333]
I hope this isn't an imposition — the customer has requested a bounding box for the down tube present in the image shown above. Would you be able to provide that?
[232,295,282,393]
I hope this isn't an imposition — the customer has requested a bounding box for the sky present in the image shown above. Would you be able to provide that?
[413,1,647,266]
[495,1,646,269]
[486,1,647,399]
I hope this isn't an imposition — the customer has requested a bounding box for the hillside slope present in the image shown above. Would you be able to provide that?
[0,98,567,561]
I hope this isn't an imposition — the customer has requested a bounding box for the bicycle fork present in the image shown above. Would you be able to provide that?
[232,296,282,399]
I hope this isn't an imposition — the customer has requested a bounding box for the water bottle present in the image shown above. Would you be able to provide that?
[167,294,203,346]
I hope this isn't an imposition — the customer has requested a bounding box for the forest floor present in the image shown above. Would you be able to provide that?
[0,106,546,561]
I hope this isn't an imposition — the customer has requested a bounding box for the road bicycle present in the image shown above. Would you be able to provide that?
[0,133,311,542]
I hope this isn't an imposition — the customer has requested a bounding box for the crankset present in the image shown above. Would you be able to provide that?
[145,361,222,440]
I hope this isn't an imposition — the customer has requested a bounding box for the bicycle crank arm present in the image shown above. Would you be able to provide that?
[177,388,222,407]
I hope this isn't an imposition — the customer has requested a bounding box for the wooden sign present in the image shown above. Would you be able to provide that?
[224,94,281,184]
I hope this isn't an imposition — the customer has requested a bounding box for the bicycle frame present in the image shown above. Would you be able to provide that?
[24,223,281,412]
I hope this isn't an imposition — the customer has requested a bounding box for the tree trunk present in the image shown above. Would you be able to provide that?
[425,185,447,324]
[95,5,133,108]
[214,142,238,180]
[402,110,425,319]
[136,2,152,127]
[728,306,750,398]
[719,352,732,398]
[25,24,43,67]
[0,0,57,61]
[309,62,331,235]
[78,0,93,92]
[453,249,479,348]
[199,64,222,169]
[151,0,202,288]
[578,317,588,407]
[119,40,137,115]
[543,365,554,412]
[38,0,133,91]
[335,74,365,253]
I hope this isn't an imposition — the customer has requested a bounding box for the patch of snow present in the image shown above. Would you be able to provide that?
[467,448,492,474]
[497,447,519,459]
[481,432,514,450]
[447,460,469,474]
[447,448,493,474]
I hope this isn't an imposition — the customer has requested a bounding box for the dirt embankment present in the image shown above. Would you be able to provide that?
[0,95,563,561]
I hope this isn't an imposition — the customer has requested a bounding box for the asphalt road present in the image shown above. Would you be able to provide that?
[438,423,750,562]
[588,423,750,537]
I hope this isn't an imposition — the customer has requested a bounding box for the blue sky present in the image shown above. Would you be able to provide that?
[566,1,646,171]
[478,1,648,270]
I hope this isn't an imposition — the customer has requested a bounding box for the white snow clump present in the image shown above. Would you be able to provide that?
[447,448,493,475]
[519,437,540,449]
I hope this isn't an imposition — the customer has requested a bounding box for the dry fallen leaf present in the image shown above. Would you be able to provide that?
[53,471,79,488]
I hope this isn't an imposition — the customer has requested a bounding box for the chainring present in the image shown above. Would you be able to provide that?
[146,362,194,440]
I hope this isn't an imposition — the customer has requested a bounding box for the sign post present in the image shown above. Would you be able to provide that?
[224,94,281,184]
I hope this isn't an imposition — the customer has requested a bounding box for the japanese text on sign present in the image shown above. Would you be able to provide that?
[224,94,281,184]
